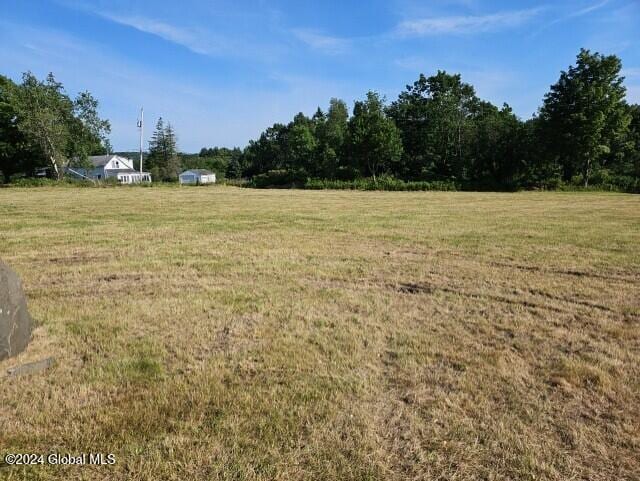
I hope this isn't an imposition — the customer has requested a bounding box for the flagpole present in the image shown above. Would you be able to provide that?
[139,107,144,174]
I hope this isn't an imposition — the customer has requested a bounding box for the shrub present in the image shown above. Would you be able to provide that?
[250,169,307,188]
[9,177,95,188]
[304,176,457,191]
[223,178,250,187]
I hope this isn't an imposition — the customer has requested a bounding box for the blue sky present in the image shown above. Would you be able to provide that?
[1,0,639,152]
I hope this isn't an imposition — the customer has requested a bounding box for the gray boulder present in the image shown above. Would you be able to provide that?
[0,261,32,361]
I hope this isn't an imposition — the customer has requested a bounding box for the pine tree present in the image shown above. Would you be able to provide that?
[147,117,165,180]
[163,123,180,180]
[147,117,180,181]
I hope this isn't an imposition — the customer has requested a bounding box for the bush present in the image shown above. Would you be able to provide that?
[223,178,250,187]
[8,177,95,188]
[7,176,165,188]
[100,177,119,186]
[554,169,639,193]
[251,170,291,188]
[304,176,457,191]
[250,169,307,188]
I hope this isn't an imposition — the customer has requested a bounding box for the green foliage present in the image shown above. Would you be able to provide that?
[315,98,349,178]
[250,169,304,188]
[304,176,457,191]
[7,72,110,180]
[147,117,180,181]
[8,177,95,187]
[0,75,47,182]
[539,49,631,186]
[236,49,639,192]
[71,90,112,161]
[348,91,403,180]
[622,104,640,179]
[223,178,251,187]
[388,71,479,180]
[185,146,243,179]
[2,49,639,191]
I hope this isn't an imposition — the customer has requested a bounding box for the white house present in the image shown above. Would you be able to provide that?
[179,169,216,185]
[68,155,152,184]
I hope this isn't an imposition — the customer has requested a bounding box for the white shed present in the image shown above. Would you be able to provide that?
[179,169,216,185]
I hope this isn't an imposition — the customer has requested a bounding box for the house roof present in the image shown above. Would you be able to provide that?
[88,155,114,167]
[88,155,133,168]
[180,169,214,176]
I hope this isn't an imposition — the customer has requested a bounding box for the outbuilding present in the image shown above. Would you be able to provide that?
[179,169,216,185]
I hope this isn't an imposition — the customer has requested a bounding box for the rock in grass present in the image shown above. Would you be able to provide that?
[7,357,54,377]
[0,261,32,361]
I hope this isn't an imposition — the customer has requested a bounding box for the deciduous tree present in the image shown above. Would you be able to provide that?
[348,91,403,180]
[539,49,631,186]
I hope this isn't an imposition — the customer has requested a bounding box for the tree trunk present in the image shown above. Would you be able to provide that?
[50,156,63,181]
[368,159,377,183]
[583,157,591,187]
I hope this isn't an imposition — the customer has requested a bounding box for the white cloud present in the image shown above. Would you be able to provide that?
[570,0,612,18]
[73,7,287,61]
[531,1,613,38]
[96,12,247,58]
[396,8,542,36]
[99,13,209,55]
[292,29,351,54]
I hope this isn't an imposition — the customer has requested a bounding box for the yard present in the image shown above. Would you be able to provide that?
[1,186,639,480]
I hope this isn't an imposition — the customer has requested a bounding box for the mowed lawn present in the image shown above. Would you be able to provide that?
[1,186,639,481]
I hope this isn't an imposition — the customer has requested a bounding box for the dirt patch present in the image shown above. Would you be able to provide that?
[392,281,567,313]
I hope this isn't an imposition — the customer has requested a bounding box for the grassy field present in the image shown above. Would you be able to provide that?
[1,186,639,480]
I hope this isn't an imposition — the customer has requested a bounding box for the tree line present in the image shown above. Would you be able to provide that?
[1,48,639,191]
[225,49,639,191]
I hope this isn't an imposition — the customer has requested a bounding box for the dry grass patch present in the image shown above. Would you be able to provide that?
[0,187,638,480]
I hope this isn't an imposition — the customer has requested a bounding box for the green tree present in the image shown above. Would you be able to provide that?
[11,72,73,179]
[147,118,180,181]
[388,71,480,181]
[242,123,288,177]
[163,122,180,180]
[315,98,349,178]
[539,49,631,186]
[628,105,640,178]
[284,112,317,175]
[185,146,243,179]
[348,91,403,180]
[10,72,109,180]
[146,117,165,180]
[468,102,524,188]
[70,91,111,161]
[224,148,244,179]
[0,75,46,182]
